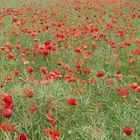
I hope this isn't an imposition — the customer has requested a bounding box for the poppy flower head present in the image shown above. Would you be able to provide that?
[117,88,129,96]
[83,68,90,74]
[39,67,48,74]
[51,130,61,140]
[2,95,14,110]
[130,82,137,90]
[123,127,133,136]
[115,73,123,79]
[67,98,79,106]
[17,133,28,140]
[50,119,57,126]
[2,95,13,104]
[27,67,34,73]
[105,78,114,83]
[44,40,51,46]
[135,86,140,93]
[96,71,105,77]
[24,88,35,98]
[44,128,53,137]
[3,108,13,118]
[44,128,60,140]
[13,70,19,76]
[29,103,37,113]
[0,122,15,132]
[7,53,15,60]
[46,113,55,121]
[42,49,49,56]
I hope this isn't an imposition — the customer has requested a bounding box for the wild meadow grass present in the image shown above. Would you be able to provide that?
[0,0,140,140]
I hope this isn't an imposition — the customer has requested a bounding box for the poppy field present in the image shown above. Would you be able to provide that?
[0,0,140,139]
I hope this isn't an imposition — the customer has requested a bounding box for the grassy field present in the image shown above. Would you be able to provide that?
[0,0,140,140]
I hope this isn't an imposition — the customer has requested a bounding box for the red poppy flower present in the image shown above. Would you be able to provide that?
[50,119,58,126]
[105,78,113,83]
[2,95,13,104]
[96,71,105,77]
[117,88,129,96]
[5,76,13,81]
[129,58,136,64]
[3,102,14,110]
[135,86,140,92]
[51,130,61,140]
[50,69,62,79]
[44,128,53,137]
[21,18,27,25]
[67,98,79,106]
[39,67,47,74]
[43,49,49,56]
[27,67,34,73]
[130,82,137,90]
[83,68,90,74]
[2,95,14,110]
[123,127,133,136]
[23,88,35,98]
[29,103,37,113]
[3,108,13,118]
[13,70,19,76]
[7,53,15,60]
[44,40,51,46]
[115,73,123,79]
[46,113,55,121]
[68,77,77,83]
[0,122,15,132]
[12,16,18,22]
[17,133,28,140]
